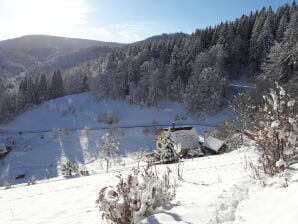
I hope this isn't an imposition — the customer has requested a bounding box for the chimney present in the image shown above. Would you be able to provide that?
[172,122,176,131]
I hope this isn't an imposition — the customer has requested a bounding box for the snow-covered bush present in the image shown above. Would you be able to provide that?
[142,127,150,136]
[253,83,297,175]
[44,168,50,179]
[97,110,119,125]
[82,126,90,138]
[174,160,185,181]
[96,166,176,224]
[52,128,70,138]
[4,179,13,189]
[129,149,148,169]
[27,176,37,186]
[60,99,76,117]
[60,161,79,177]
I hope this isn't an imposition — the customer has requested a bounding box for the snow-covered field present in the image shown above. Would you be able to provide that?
[1,141,297,224]
[0,92,230,185]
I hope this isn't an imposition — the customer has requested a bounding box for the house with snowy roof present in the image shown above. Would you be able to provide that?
[156,123,202,157]
[201,136,226,154]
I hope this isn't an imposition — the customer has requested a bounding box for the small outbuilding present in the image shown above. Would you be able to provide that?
[202,136,226,154]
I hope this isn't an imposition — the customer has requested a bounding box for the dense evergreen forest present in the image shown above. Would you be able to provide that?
[0,2,297,122]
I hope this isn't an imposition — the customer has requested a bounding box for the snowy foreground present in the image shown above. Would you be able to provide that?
[1,142,298,224]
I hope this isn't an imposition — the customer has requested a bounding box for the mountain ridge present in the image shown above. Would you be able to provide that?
[0,35,124,80]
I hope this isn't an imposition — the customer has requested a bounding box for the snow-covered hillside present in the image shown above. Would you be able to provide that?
[0,92,230,185]
[1,93,297,223]
[1,141,297,224]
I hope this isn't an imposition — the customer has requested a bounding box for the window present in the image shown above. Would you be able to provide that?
[158,143,162,148]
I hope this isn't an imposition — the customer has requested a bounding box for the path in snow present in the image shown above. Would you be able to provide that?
[207,184,249,224]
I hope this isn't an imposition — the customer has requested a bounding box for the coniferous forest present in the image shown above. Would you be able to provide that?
[0,2,297,122]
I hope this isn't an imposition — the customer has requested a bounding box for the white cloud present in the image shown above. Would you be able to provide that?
[113,23,145,42]
[118,30,141,42]
[0,0,91,40]
[89,26,111,36]
[0,1,160,43]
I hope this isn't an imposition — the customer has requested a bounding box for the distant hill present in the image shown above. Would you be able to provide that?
[0,33,191,80]
[0,35,123,79]
[131,32,190,46]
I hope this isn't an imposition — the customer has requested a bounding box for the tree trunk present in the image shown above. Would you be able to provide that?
[106,159,109,173]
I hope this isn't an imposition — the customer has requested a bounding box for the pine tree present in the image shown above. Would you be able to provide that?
[160,133,177,163]
[276,15,288,41]
[49,70,64,99]
[261,42,284,83]
[81,75,89,92]
[282,10,298,79]
[39,74,48,102]
[184,67,226,116]
[257,10,274,62]
[249,7,267,73]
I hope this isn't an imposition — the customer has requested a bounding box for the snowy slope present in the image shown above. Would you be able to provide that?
[3,93,228,132]
[1,142,297,224]
[0,92,231,185]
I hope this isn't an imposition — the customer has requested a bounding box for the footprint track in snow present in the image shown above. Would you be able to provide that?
[208,184,249,224]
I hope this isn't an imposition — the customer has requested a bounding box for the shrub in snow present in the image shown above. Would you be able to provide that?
[97,110,119,125]
[27,176,37,186]
[276,158,286,171]
[230,92,258,143]
[4,180,13,189]
[60,101,76,117]
[142,127,150,136]
[129,149,148,169]
[44,168,50,179]
[52,128,70,138]
[60,161,79,177]
[252,83,297,175]
[96,166,176,224]
[174,160,185,181]
[82,126,90,137]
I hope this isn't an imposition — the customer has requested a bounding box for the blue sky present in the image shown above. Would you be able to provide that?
[0,0,294,43]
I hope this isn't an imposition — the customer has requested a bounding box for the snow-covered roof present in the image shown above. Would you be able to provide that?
[203,136,224,152]
[166,127,200,149]
[198,135,205,143]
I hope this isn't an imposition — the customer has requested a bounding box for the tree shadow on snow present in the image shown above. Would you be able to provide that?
[146,209,194,224]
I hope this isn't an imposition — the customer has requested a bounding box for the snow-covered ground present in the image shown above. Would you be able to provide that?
[3,92,228,132]
[0,92,230,185]
[2,92,296,224]
[1,141,297,224]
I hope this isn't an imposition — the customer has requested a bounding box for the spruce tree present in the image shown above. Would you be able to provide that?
[49,70,64,99]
